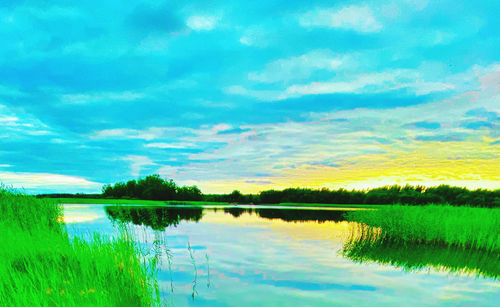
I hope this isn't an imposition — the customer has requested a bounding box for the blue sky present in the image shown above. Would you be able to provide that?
[0,0,499,193]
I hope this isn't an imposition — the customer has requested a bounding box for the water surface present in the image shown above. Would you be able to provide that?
[63,204,500,306]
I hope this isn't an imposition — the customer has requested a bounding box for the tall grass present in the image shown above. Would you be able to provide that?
[0,189,160,306]
[345,205,500,253]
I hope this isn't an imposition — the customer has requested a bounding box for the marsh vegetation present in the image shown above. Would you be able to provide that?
[345,205,500,252]
[343,205,500,279]
[6,189,499,305]
[0,190,160,306]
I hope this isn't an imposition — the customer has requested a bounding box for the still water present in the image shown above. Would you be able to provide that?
[63,204,500,307]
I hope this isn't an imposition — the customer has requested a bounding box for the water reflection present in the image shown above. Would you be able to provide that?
[252,208,346,223]
[105,205,348,230]
[63,204,500,306]
[105,206,203,230]
[105,205,499,280]
[343,224,500,280]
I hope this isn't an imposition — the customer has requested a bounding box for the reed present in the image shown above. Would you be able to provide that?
[345,205,500,252]
[0,189,160,306]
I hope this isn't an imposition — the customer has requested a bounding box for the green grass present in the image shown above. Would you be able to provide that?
[0,190,160,306]
[51,198,228,206]
[49,197,380,208]
[345,204,500,253]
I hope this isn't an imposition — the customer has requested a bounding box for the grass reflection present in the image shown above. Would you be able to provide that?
[343,223,500,279]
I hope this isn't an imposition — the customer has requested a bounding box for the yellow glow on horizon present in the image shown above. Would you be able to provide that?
[196,140,500,193]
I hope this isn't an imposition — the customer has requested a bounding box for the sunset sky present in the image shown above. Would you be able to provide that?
[0,1,499,194]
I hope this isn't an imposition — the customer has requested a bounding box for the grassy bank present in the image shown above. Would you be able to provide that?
[0,190,160,306]
[345,205,500,253]
[51,198,226,206]
[49,197,379,208]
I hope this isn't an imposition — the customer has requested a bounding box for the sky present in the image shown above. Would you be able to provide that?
[0,0,499,194]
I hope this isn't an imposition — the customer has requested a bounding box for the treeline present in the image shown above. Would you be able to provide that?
[206,185,499,207]
[255,186,500,208]
[37,193,102,199]
[37,175,500,207]
[101,174,202,201]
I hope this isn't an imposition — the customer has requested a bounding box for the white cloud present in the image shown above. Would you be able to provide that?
[223,85,282,101]
[300,6,382,33]
[239,27,270,47]
[186,15,218,31]
[228,69,457,101]
[0,104,53,138]
[92,127,192,141]
[157,165,181,179]
[248,50,346,83]
[123,155,156,177]
[405,0,430,11]
[145,142,196,149]
[381,3,402,19]
[478,65,500,93]
[283,71,397,97]
[0,116,19,123]
[61,91,143,104]
[0,172,101,193]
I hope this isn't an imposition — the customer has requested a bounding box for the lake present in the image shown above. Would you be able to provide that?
[63,204,500,306]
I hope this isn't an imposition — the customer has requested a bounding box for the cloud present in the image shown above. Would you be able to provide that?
[478,67,500,93]
[145,142,196,149]
[123,155,156,177]
[61,91,144,104]
[0,116,19,123]
[283,70,456,98]
[0,104,53,139]
[228,68,458,101]
[217,127,251,135]
[239,27,269,47]
[299,6,382,33]
[186,15,218,31]
[0,171,101,194]
[245,180,273,185]
[248,50,346,83]
[172,84,500,191]
[405,0,430,11]
[92,127,193,141]
[223,85,282,101]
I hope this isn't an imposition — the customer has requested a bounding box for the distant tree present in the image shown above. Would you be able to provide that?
[136,175,176,200]
[227,190,244,203]
[176,185,203,201]
[101,177,499,207]
[126,180,137,198]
